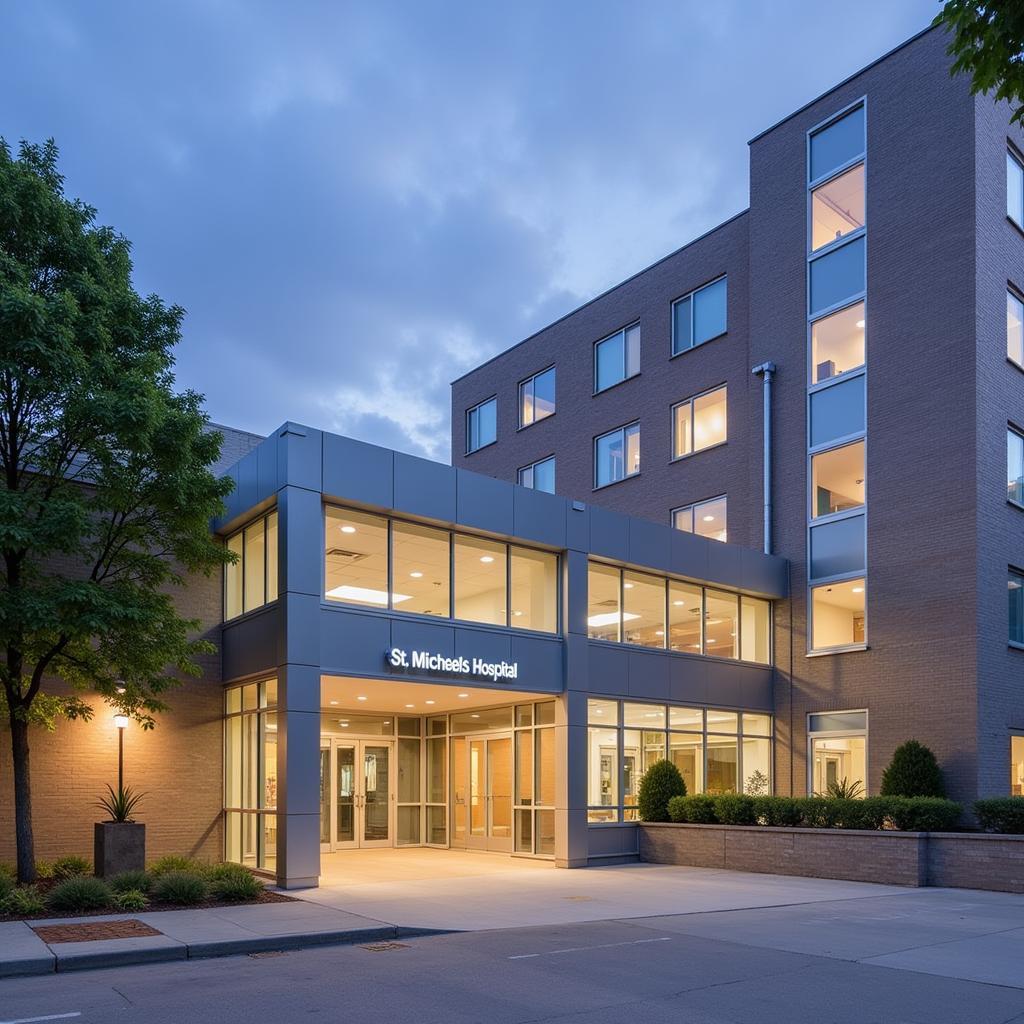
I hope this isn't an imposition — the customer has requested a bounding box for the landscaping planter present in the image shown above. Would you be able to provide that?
[93,822,145,878]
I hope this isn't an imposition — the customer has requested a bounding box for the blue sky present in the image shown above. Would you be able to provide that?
[1,1,936,460]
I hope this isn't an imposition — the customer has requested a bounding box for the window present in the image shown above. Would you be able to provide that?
[672,277,727,355]
[594,323,640,392]
[595,422,640,488]
[673,495,727,542]
[809,104,865,183]
[518,456,555,494]
[1010,428,1024,506]
[740,597,771,665]
[519,367,555,427]
[324,507,389,607]
[224,510,279,621]
[808,710,867,797]
[587,562,621,642]
[809,374,864,447]
[1009,291,1024,368]
[811,163,865,252]
[704,589,738,660]
[673,386,727,458]
[811,441,865,518]
[1011,569,1024,646]
[809,236,865,317]
[668,581,702,652]
[1012,735,1024,796]
[810,577,866,651]
[510,546,558,633]
[1009,150,1024,228]
[466,397,497,453]
[809,515,865,579]
[453,535,506,626]
[392,521,450,617]
[811,302,865,382]
[622,571,665,648]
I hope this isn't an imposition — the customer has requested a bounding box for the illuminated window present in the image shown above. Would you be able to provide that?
[594,323,640,392]
[1012,735,1024,797]
[466,397,497,453]
[1009,428,1024,506]
[810,578,866,651]
[224,510,279,621]
[510,546,558,633]
[1009,150,1024,228]
[673,495,727,542]
[672,277,727,354]
[673,386,727,458]
[392,521,450,618]
[811,441,865,518]
[519,366,556,427]
[811,302,865,382]
[1009,291,1024,368]
[622,571,665,648]
[811,163,864,252]
[808,710,867,797]
[1011,569,1024,646]
[704,589,738,659]
[454,535,507,626]
[595,422,640,487]
[587,562,621,642]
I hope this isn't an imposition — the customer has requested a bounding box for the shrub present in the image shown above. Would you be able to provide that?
[152,870,207,905]
[825,778,864,800]
[801,797,841,828]
[149,855,203,877]
[0,862,15,882]
[852,796,891,830]
[3,885,45,916]
[0,873,13,903]
[714,794,755,825]
[34,860,54,880]
[880,740,945,798]
[752,796,804,827]
[204,862,253,883]
[637,759,687,822]
[670,794,718,823]
[111,889,149,912]
[47,876,112,912]
[974,797,1024,834]
[209,871,263,902]
[51,855,91,881]
[886,797,961,832]
[109,870,152,894]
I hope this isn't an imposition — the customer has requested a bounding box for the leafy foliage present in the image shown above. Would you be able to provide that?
[47,875,111,912]
[0,873,13,902]
[884,797,962,832]
[880,740,946,798]
[974,796,1024,833]
[637,759,687,822]
[51,855,91,881]
[96,784,146,823]
[2,884,44,916]
[111,888,149,912]
[936,2,1024,125]
[667,794,717,823]
[152,870,207,905]
[108,869,152,893]
[149,855,203,877]
[713,794,756,825]
[825,777,864,800]
[209,870,263,902]
[753,796,804,826]
[744,769,770,797]
[0,139,233,881]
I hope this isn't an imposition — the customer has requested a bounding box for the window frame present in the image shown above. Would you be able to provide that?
[671,494,728,542]
[671,384,728,461]
[1010,566,1024,650]
[807,576,868,656]
[807,98,866,190]
[593,322,641,395]
[1008,286,1024,372]
[518,366,556,429]
[1009,425,1024,510]
[224,509,279,623]
[808,299,866,388]
[670,276,728,357]
[1008,144,1024,231]
[806,707,869,797]
[593,421,641,490]
[465,396,498,455]
[517,455,556,494]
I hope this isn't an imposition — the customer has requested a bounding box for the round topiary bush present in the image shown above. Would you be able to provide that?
[637,759,687,822]
[152,870,207,905]
[880,740,945,798]
[47,876,112,912]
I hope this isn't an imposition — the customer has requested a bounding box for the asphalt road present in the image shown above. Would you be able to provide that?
[3,911,1024,1024]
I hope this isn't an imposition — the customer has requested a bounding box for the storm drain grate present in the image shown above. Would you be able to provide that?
[361,941,410,952]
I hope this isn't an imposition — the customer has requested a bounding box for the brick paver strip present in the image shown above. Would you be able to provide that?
[32,919,163,943]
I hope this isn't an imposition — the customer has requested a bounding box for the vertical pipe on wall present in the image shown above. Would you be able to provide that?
[751,362,776,555]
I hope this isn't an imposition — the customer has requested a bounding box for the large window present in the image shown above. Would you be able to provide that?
[808,710,867,797]
[466,397,497,453]
[1009,291,1024,368]
[519,367,555,427]
[518,456,555,494]
[672,495,727,542]
[811,441,865,518]
[586,561,770,665]
[809,104,865,184]
[595,422,640,487]
[673,386,727,459]
[811,163,865,252]
[1009,428,1024,506]
[224,510,279,621]
[811,301,864,383]
[324,506,558,633]
[594,323,640,392]
[1009,150,1024,228]
[672,277,727,355]
[224,679,278,872]
[1013,735,1024,796]
[810,578,865,651]
[587,698,772,821]
[1011,569,1024,647]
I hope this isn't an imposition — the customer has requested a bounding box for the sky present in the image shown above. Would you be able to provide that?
[1,0,937,462]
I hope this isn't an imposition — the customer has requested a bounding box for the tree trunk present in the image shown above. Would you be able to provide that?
[10,715,36,883]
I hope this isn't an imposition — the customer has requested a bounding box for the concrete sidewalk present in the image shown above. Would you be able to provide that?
[0,899,437,977]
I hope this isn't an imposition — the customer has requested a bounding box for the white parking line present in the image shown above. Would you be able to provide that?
[0,1013,82,1023]
[508,936,673,960]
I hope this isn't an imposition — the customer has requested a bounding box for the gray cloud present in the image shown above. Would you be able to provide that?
[1,0,935,460]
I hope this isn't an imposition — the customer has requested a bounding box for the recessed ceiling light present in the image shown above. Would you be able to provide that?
[707,638,717,644]
[513,610,523,617]
[852,586,864,594]
[673,599,685,606]
[471,713,480,718]
[410,571,423,578]
[357,695,368,701]
[702,514,715,522]
[405,703,415,708]
[623,582,634,589]
[458,693,469,698]
[329,700,338,705]
[340,525,356,534]
[480,555,495,564]
[655,630,664,637]
[425,699,435,705]
[340,722,349,728]
[856,319,865,328]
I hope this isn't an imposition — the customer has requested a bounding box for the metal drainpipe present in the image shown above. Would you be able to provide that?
[751,362,776,555]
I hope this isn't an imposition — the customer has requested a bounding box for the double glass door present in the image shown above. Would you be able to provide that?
[320,738,393,850]
[451,734,513,852]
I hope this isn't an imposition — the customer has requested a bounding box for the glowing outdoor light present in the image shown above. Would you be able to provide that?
[113,714,129,792]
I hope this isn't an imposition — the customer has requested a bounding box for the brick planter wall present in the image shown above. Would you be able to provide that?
[927,833,1024,893]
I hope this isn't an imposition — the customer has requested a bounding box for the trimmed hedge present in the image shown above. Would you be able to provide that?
[974,797,1024,834]
[665,793,962,831]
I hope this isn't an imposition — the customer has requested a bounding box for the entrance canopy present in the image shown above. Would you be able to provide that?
[321,673,549,714]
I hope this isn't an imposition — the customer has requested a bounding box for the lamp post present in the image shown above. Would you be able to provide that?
[113,714,129,792]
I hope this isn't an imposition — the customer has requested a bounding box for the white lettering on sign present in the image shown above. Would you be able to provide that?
[385,647,518,682]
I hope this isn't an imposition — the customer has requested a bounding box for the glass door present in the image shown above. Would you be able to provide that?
[463,734,513,853]
[319,743,331,848]
[488,735,513,853]
[335,742,357,848]
[361,743,392,847]
[319,738,393,851]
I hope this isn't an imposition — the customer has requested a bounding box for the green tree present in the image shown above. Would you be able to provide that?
[0,139,232,882]
[880,740,946,798]
[936,2,1024,124]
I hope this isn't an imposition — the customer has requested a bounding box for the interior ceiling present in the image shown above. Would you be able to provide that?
[815,579,865,612]
[321,674,549,714]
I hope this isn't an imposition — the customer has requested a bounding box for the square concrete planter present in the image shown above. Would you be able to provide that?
[94,822,145,878]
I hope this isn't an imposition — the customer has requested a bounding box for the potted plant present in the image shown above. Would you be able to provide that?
[94,784,146,878]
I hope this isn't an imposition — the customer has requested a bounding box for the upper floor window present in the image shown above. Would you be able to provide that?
[811,441,865,518]
[811,163,864,252]
[519,366,555,427]
[324,505,558,633]
[595,422,639,488]
[811,301,865,383]
[466,397,497,453]
[673,386,727,459]
[1009,290,1024,368]
[810,577,865,651]
[672,495,727,542]
[224,510,278,620]
[809,235,865,317]
[1010,568,1024,646]
[594,323,640,393]
[809,104,865,184]
[1008,150,1024,228]
[672,277,727,355]
[1010,428,1024,506]
[518,455,555,494]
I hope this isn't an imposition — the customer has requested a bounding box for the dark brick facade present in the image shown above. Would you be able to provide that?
[451,26,1024,805]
